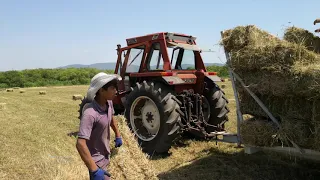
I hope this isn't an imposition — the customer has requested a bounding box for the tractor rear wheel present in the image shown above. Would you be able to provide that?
[124,81,181,155]
[205,84,230,132]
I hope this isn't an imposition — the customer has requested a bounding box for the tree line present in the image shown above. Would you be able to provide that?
[0,68,113,88]
[0,65,229,88]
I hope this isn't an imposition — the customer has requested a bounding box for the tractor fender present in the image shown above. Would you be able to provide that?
[205,75,222,82]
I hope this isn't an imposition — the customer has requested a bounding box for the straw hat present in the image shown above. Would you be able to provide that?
[86,72,122,101]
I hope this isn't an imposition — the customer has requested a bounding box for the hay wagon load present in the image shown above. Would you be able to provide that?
[221,25,320,160]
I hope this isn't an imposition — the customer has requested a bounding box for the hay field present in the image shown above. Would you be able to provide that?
[0,82,320,180]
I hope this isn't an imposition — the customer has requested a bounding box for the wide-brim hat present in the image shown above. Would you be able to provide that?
[86,72,122,101]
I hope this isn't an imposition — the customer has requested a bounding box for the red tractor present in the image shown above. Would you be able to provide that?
[80,32,230,155]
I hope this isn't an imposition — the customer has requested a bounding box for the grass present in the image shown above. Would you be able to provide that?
[0,83,320,180]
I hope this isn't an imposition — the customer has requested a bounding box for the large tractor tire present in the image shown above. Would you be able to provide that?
[124,81,181,155]
[205,84,230,132]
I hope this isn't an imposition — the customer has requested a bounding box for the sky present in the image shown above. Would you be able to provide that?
[0,0,319,71]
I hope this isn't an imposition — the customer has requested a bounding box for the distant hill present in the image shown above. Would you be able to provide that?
[58,62,117,70]
[58,62,225,70]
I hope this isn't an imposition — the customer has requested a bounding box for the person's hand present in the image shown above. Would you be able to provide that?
[90,168,111,179]
[114,137,122,148]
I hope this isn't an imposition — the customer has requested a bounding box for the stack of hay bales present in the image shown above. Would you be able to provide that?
[222,25,320,151]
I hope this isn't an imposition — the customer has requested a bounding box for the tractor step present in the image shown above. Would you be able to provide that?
[208,131,239,144]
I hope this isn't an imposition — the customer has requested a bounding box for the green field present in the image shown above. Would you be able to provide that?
[0,82,319,180]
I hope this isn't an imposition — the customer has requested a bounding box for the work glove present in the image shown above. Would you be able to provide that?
[90,168,111,180]
[114,137,123,148]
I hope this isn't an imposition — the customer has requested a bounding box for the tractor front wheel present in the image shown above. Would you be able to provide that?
[124,81,181,155]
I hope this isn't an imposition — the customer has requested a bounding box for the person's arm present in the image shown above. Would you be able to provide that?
[76,114,98,171]
[76,138,98,172]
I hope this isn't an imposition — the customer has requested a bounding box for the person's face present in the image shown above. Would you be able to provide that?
[101,85,117,100]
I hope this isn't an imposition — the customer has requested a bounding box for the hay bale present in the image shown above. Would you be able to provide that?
[72,94,83,100]
[236,67,320,99]
[6,89,13,92]
[221,25,280,52]
[238,93,320,149]
[284,26,320,54]
[228,42,320,72]
[13,87,20,89]
[0,103,6,110]
[313,122,320,151]
[108,116,158,180]
[20,90,26,93]
[240,118,279,147]
[221,85,226,89]
[238,93,319,120]
[278,115,315,149]
[39,91,46,95]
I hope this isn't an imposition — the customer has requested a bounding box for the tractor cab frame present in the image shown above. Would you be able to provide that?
[113,32,221,113]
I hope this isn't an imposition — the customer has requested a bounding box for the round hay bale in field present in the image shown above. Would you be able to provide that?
[20,90,26,93]
[221,84,226,89]
[0,103,6,110]
[39,91,47,95]
[72,94,83,100]
[6,89,13,92]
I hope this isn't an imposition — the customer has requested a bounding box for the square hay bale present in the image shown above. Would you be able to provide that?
[0,103,6,110]
[221,25,280,52]
[240,118,279,147]
[238,93,320,150]
[235,66,320,99]
[228,42,320,72]
[72,94,83,100]
[238,92,319,121]
[6,89,13,92]
[20,90,26,93]
[39,91,47,95]
[284,26,320,54]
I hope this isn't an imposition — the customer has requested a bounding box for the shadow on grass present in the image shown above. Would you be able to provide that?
[157,147,320,180]
[149,135,204,160]
[67,131,78,137]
